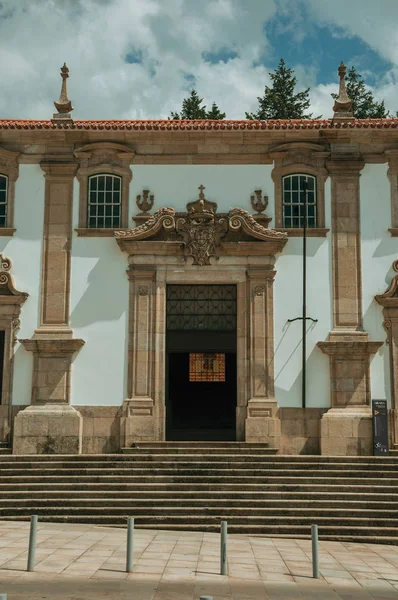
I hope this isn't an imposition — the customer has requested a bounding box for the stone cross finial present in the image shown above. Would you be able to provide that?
[332,61,353,120]
[52,63,74,124]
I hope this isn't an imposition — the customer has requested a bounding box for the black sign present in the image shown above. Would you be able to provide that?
[372,400,389,456]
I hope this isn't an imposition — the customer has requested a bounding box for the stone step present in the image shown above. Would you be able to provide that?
[1,453,398,463]
[0,482,396,493]
[1,461,398,472]
[122,446,278,455]
[0,474,397,486]
[2,466,398,477]
[3,490,398,502]
[1,507,398,527]
[2,500,398,515]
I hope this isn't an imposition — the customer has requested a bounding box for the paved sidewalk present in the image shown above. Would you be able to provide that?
[0,521,397,599]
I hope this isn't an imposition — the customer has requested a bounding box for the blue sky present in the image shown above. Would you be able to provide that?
[0,0,397,120]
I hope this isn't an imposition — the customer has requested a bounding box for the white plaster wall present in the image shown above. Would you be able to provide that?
[273,178,332,408]
[130,165,274,217]
[70,179,129,406]
[0,165,45,405]
[361,164,396,406]
[70,166,274,407]
[70,164,335,408]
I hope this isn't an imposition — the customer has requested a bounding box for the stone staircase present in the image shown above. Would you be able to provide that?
[0,442,397,544]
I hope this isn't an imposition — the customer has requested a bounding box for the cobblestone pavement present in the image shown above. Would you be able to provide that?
[0,521,397,599]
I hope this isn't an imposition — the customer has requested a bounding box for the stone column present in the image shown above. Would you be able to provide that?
[245,267,280,448]
[376,260,398,448]
[318,158,382,455]
[14,162,84,455]
[121,265,159,446]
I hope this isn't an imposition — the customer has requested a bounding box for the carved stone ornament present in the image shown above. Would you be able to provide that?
[137,285,149,296]
[250,190,268,214]
[333,61,353,120]
[375,259,398,306]
[0,253,28,298]
[53,63,74,123]
[254,285,265,296]
[136,190,155,214]
[74,142,135,170]
[115,185,288,265]
[175,185,228,265]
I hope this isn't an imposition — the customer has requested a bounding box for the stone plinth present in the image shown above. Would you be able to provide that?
[320,407,372,456]
[13,404,82,455]
[318,335,382,455]
[245,399,280,447]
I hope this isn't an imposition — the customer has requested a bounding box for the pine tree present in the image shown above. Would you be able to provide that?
[206,102,226,120]
[170,90,226,119]
[246,58,313,120]
[332,66,390,118]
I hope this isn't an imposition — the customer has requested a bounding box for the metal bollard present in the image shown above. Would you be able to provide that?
[220,520,227,576]
[126,517,134,573]
[27,515,38,572]
[311,524,319,579]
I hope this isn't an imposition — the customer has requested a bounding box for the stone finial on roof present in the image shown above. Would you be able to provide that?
[333,61,353,120]
[52,63,74,124]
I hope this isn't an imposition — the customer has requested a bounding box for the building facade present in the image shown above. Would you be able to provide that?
[0,64,397,456]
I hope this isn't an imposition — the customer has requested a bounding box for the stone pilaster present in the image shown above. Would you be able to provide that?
[13,162,84,455]
[376,260,398,447]
[245,267,280,448]
[121,265,159,446]
[318,157,382,455]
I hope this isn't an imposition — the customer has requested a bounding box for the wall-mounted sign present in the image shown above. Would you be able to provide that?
[372,400,389,456]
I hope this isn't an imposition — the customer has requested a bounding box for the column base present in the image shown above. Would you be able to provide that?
[320,407,372,456]
[245,399,280,448]
[121,398,159,446]
[12,404,83,455]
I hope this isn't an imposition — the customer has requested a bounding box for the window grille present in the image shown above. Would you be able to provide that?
[166,285,237,331]
[0,175,8,228]
[88,174,121,228]
[282,174,316,228]
[189,353,226,382]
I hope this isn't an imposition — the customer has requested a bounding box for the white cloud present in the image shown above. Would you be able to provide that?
[0,0,396,121]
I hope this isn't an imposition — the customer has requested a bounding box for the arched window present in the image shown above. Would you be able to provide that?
[282,174,316,228]
[87,174,122,229]
[0,175,8,228]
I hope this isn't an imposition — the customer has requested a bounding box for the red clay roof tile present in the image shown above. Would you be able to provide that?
[0,119,398,130]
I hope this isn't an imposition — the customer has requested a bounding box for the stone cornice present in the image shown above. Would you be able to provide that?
[317,340,383,356]
[20,338,85,355]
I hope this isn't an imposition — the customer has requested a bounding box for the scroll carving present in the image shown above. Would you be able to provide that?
[0,254,28,298]
[115,185,288,264]
[114,207,176,239]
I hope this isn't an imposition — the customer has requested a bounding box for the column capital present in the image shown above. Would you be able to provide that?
[40,162,77,178]
[327,157,365,176]
[126,265,156,282]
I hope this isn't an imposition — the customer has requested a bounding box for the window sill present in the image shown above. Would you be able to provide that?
[0,228,16,237]
[389,228,398,237]
[273,228,329,238]
[75,228,125,238]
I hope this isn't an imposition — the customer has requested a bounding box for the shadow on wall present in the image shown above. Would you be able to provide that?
[373,236,398,261]
[70,253,127,328]
[275,344,327,407]
[280,237,325,258]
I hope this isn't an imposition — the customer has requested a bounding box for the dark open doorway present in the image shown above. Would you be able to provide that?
[166,285,237,441]
[167,352,236,440]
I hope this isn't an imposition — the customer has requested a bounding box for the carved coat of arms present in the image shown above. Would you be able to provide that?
[176,186,228,265]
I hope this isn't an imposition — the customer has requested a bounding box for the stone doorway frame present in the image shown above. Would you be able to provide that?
[115,199,287,449]
[118,251,283,447]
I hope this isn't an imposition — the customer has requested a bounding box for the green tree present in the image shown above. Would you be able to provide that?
[332,66,390,118]
[206,101,226,120]
[170,89,226,119]
[246,58,313,120]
